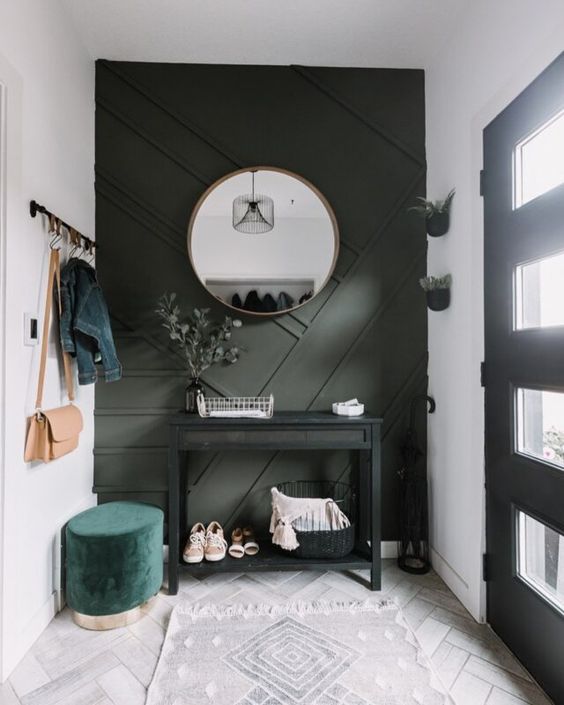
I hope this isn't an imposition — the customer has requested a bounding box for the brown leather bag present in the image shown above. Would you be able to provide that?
[24,248,83,463]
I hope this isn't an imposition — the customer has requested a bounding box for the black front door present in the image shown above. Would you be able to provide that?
[484,52,564,702]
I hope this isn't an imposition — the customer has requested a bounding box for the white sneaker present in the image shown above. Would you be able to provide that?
[183,522,206,563]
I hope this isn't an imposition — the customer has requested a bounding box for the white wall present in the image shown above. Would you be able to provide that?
[192,215,335,290]
[0,0,95,679]
[425,0,564,621]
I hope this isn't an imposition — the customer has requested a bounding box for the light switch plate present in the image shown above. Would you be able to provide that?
[24,312,38,346]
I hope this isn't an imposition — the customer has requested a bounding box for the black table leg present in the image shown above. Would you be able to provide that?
[179,451,188,566]
[357,449,371,561]
[167,427,179,595]
[370,426,382,591]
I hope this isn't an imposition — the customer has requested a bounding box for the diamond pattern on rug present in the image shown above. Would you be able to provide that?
[238,685,283,704]
[226,617,358,704]
[237,683,372,705]
[146,599,452,705]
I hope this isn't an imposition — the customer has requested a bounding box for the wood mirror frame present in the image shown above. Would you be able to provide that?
[187,166,340,317]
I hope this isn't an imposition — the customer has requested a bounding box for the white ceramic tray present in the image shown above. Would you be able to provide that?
[332,399,365,416]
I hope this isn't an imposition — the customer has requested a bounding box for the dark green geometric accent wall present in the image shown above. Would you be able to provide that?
[94,60,427,540]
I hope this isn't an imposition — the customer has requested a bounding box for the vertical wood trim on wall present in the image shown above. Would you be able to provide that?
[94,61,428,539]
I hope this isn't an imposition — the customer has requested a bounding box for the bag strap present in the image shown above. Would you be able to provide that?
[35,249,75,409]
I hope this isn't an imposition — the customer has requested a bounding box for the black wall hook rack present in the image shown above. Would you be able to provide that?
[29,199,98,251]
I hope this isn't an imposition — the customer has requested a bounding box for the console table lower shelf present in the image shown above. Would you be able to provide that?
[177,542,373,577]
[167,411,382,594]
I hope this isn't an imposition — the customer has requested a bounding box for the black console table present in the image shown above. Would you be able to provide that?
[167,412,382,595]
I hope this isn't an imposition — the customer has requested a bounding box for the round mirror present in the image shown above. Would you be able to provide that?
[188,167,339,316]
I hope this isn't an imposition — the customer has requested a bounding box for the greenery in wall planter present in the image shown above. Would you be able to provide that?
[419,274,452,311]
[410,189,455,237]
[156,293,243,413]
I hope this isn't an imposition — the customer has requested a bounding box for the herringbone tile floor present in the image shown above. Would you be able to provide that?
[0,561,553,705]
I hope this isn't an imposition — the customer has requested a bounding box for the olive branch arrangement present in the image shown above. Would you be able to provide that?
[156,293,242,379]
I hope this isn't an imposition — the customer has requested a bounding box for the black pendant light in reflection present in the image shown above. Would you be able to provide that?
[232,170,274,234]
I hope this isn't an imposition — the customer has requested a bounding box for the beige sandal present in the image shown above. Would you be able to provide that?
[242,526,259,556]
[228,528,245,558]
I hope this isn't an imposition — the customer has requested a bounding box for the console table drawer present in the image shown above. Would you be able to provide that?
[179,426,369,449]
[307,429,368,446]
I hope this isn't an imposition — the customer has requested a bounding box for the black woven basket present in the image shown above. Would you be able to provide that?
[276,481,356,559]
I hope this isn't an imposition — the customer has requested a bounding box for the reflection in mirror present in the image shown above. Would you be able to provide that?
[188,168,339,316]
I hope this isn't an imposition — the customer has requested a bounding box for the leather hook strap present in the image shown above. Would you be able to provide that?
[35,249,75,409]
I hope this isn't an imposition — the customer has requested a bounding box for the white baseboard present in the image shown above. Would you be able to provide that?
[53,529,64,613]
[430,546,468,592]
[381,541,398,559]
[365,541,398,559]
[430,546,484,622]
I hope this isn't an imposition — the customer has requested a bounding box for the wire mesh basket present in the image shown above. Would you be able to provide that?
[197,393,274,418]
[277,481,356,559]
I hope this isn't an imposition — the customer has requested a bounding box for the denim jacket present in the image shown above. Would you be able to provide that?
[58,258,122,385]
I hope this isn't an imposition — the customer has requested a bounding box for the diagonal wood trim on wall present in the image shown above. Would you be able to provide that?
[102,61,245,168]
[291,66,426,167]
[94,61,428,539]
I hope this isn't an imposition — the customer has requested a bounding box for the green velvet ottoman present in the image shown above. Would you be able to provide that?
[66,501,164,630]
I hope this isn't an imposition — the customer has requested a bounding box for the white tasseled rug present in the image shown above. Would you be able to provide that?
[146,600,452,705]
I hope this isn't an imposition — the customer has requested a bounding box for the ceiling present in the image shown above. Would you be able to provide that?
[62,0,469,68]
[198,170,330,219]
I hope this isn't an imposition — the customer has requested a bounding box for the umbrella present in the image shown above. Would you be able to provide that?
[398,394,435,574]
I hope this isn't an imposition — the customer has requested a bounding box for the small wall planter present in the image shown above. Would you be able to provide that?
[426,288,450,311]
[419,274,452,312]
[425,211,450,238]
[410,189,455,238]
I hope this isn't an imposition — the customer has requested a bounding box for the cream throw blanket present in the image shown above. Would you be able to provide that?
[270,487,351,551]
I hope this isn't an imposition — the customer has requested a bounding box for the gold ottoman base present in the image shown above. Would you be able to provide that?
[71,597,154,630]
